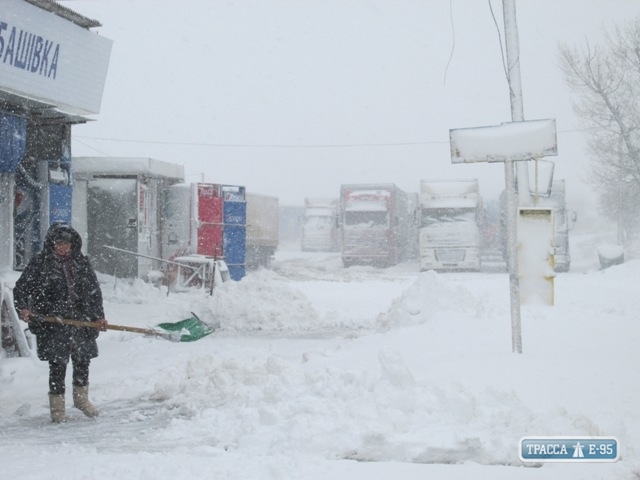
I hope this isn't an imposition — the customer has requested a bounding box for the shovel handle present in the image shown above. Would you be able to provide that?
[42,316,173,338]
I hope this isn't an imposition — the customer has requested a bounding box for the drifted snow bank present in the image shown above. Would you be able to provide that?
[1,258,639,479]
[99,265,636,469]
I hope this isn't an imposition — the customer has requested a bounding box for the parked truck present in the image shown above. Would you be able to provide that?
[418,179,482,272]
[338,183,412,267]
[245,193,279,270]
[301,198,339,252]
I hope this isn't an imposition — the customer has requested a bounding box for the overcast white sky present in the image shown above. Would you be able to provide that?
[64,0,640,212]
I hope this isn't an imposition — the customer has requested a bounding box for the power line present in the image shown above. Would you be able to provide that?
[73,137,113,156]
[72,135,450,148]
[73,128,586,150]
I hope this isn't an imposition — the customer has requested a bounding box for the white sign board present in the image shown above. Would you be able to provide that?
[449,119,558,163]
[0,0,112,115]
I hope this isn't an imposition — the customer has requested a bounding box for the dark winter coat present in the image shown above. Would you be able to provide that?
[13,223,105,364]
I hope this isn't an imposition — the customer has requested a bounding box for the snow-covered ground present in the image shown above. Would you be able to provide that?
[1,238,639,479]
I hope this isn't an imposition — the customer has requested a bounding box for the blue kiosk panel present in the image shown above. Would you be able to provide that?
[222,186,246,280]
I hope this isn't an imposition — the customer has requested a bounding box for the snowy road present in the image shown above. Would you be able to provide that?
[1,248,639,479]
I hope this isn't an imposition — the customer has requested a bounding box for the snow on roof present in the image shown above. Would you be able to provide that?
[347,189,391,198]
[420,179,479,208]
[25,0,102,29]
[72,157,185,181]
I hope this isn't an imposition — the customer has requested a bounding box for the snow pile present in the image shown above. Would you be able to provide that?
[134,342,541,466]
[1,255,639,479]
[376,270,485,330]
[205,269,319,333]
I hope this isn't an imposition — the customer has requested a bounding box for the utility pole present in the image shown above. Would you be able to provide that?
[502,0,528,353]
[450,1,557,354]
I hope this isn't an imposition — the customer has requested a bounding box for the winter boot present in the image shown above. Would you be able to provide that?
[48,393,66,423]
[73,385,99,417]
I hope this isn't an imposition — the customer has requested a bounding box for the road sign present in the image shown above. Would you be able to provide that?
[449,119,558,163]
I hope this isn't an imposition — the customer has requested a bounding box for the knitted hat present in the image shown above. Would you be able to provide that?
[51,224,75,244]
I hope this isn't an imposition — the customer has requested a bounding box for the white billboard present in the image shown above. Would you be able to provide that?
[0,0,112,115]
[449,119,558,163]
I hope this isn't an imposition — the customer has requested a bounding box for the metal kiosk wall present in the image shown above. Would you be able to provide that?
[222,185,246,281]
[72,157,185,280]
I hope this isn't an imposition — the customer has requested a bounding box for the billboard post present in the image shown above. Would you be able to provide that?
[449,119,557,354]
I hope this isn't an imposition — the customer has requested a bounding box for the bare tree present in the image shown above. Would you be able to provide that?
[559,19,640,250]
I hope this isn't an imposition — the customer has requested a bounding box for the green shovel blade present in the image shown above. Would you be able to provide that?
[156,315,216,342]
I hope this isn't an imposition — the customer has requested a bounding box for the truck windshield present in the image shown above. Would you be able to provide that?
[304,216,332,228]
[421,209,475,227]
[344,211,388,227]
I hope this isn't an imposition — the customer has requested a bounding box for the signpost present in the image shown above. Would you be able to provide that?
[449,119,558,353]
[448,0,558,354]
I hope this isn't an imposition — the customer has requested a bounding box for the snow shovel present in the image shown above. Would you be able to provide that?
[156,313,216,342]
[39,312,215,343]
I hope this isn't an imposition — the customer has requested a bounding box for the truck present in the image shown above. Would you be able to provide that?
[245,193,279,270]
[301,198,339,252]
[418,179,482,272]
[338,183,412,267]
